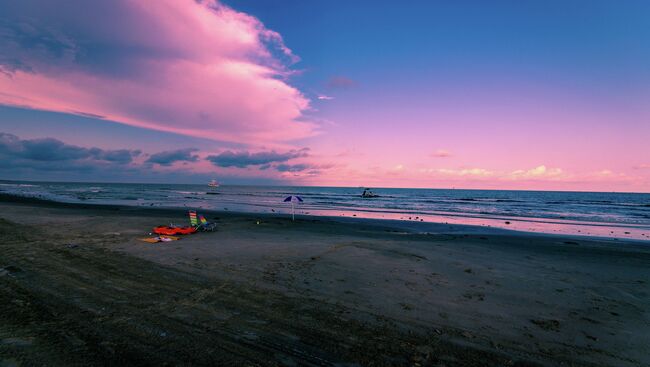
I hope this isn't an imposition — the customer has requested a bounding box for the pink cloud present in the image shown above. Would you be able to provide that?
[508,165,564,180]
[431,149,452,158]
[326,76,356,89]
[434,168,494,177]
[0,0,315,146]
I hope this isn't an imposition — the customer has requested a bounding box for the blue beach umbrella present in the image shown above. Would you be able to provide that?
[283,195,303,221]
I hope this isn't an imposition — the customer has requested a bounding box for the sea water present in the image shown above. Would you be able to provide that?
[1,181,649,240]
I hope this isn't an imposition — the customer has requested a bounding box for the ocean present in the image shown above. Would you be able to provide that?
[1,180,649,241]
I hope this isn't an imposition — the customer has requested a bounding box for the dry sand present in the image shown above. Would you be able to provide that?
[1,195,649,366]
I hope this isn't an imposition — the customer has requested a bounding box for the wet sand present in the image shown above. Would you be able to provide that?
[1,194,649,366]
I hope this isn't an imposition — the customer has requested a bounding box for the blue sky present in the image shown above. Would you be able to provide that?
[0,0,648,190]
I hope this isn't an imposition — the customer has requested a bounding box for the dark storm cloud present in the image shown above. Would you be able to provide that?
[206,148,309,168]
[146,148,199,166]
[0,132,140,171]
[275,163,310,172]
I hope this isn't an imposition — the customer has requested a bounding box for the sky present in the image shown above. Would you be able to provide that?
[0,0,649,191]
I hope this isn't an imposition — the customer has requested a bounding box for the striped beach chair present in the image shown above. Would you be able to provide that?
[189,210,199,228]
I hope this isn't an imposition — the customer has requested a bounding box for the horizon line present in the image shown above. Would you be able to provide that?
[2,178,648,195]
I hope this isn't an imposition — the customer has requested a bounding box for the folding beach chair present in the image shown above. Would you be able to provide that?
[189,210,199,228]
[198,214,217,232]
[188,210,217,231]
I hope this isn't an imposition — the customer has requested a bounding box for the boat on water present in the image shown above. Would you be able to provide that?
[361,188,379,198]
[208,179,219,188]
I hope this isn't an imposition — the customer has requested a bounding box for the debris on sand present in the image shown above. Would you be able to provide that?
[0,265,23,277]
[1,337,33,347]
[585,334,599,341]
[461,331,474,339]
[530,319,561,331]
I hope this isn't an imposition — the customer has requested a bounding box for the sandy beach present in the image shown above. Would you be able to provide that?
[1,194,649,366]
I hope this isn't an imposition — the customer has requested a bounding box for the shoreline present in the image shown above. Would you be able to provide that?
[2,182,650,241]
[1,192,648,245]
